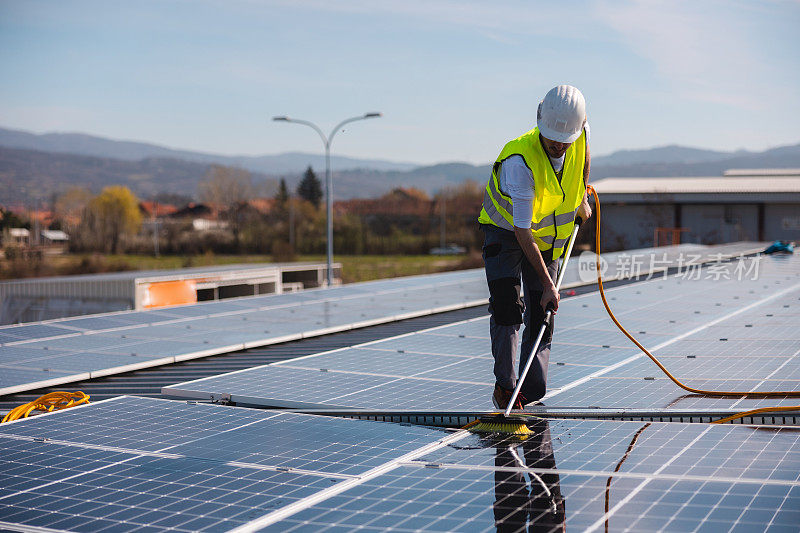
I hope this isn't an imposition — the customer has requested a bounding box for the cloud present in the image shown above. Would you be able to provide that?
[594,0,794,110]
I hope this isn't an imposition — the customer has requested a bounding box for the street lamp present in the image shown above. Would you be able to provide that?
[272,112,382,287]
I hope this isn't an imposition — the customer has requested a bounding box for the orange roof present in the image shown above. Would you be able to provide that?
[248,198,275,214]
[140,201,179,217]
[337,188,434,216]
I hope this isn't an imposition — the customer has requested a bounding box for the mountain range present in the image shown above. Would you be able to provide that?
[1,126,798,205]
[0,127,416,174]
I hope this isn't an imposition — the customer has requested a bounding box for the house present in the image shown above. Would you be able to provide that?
[6,228,30,246]
[40,229,69,253]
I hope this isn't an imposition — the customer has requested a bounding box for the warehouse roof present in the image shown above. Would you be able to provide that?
[1,254,798,531]
[723,168,800,177]
[0,261,331,285]
[592,176,800,194]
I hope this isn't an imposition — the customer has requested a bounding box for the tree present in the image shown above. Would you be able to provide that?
[198,165,254,249]
[79,186,142,253]
[198,164,253,208]
[275,178,289,206]
[0,207,29,231]
[297,166,323,208]
[53,187,92,233]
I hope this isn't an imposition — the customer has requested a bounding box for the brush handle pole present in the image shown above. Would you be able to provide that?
[505,318,548,416]
[553,216,582,292]
[504,220,582,417]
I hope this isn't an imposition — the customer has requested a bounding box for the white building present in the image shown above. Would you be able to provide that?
[0,262,340,325]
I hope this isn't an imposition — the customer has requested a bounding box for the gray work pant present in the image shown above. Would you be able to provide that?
[481,224,557,402]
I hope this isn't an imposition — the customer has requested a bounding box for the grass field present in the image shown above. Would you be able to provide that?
[1,252,483,283]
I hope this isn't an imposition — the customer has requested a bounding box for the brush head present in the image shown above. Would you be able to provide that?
[468,415,539,436]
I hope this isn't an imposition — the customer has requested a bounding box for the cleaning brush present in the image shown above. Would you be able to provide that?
[465,414,534,436]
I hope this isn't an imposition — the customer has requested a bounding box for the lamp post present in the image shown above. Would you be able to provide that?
[272,112,382,287]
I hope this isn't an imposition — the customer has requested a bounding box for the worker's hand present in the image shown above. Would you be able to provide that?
[541,283,559,313]
[577,198,592,223]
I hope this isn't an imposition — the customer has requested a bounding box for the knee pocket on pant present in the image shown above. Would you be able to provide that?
[488,277,523,325]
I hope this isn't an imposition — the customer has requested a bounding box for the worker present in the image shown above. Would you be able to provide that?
[478,84,592,410]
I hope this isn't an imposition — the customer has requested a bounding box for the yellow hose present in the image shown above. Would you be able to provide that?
[588,185,800,423]
[1,391,90,423]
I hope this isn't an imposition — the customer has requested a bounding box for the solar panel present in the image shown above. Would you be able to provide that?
[20,333,140,352]
[0,345,73,365]
[2,352,172,374]
[48,314,161,332]
[0,323,79,343]
[604,355,798,379]
[0,367,82,393]
[283,347,478,376]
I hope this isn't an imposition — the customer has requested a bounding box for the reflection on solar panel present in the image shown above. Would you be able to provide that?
[165,254,800,416]
[0,270,490,395]
[1,397,798,532]
[264,419,800,532]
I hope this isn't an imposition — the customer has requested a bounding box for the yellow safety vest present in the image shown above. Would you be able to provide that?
[478,127,586,260]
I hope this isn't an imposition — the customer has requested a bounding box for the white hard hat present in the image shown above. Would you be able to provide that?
[537,85,586,144]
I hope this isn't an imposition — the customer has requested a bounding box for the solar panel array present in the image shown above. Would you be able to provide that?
[0,243,797,532]
[1,396,798,532]
[0,270,488,396]
[165,253,800,416]
[0,242,763,398]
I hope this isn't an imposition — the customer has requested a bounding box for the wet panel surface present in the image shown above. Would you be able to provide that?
[260,418,800,532]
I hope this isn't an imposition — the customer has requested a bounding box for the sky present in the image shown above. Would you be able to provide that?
[1,0,798,165]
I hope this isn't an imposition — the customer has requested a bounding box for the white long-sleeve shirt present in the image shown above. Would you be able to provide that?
[498,124,590,228]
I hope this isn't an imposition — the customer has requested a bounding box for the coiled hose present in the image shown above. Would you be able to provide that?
[2,391,90,423]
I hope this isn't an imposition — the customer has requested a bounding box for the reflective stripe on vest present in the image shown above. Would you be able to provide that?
[530,209,578,230]
[477,127,586,260]
[481,175,514,231]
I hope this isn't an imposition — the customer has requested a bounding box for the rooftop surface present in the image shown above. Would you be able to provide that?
[723,168,800,177]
